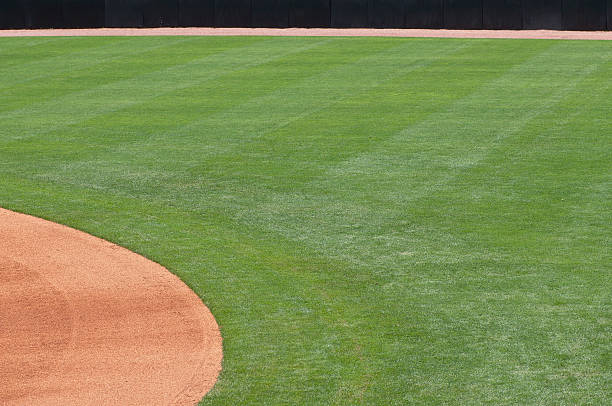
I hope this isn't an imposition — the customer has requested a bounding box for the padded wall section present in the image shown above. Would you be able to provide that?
[142,0,178,27]
[22,0,64,28]
[178,0,214,26]
[405,0,443,28]
[105,0,144,27]
[444,0,483,29]
[6,0,611,30]
[252,0,289,27]
[483,0,522,29]
[523,0,562,29]
[290,0,330,27]
[62,0,105,28]
[178,0,214,27]
[331,0,369,27]
[215,0,251,27]
[562,0,606,30]
[0,0,26,28]
[368,0,405,28]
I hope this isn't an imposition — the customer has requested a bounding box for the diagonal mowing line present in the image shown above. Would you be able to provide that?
[377,69,600,207]
[0,36,195,91]
[0,36,266,121]
[0,37,61,55]
[0,37,331,142]
[153,41,552,196]
[0,37,128,85]
[374,72,601,263]
[134,40,472,158]
[21,41,472,210]
[90,38,414,147]
[323,44,603,205]
[242,44,608,268]
[527,73,612,265]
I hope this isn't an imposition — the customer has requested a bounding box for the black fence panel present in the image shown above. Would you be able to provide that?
[332,0,369,27]
[368,0,405,28]
[178,0,214,27]
[252,0,289,27]
[0,0,26,29]
[215,0,251,27]
[405,0,443,28]
[290,0,330,27]
[105,0,144,27]
[62,0,105,28]
[5,0,611,30]
[444,0,483,29]
[22,0,64,28]
[562,0,606,30]
[483,0,522,29]
[142,0,178,27]
[523,0,562,29]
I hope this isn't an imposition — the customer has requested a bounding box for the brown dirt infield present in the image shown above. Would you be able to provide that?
[0,208,222,405]
[0,27,611,40]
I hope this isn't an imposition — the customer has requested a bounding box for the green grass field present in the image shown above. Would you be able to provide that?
[1,36,610,404]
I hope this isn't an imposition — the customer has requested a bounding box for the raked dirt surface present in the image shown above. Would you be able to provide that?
[0,27,611,40]
[0,208,222,405]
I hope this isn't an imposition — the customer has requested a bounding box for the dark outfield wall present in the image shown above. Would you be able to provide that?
[0,0,610,30]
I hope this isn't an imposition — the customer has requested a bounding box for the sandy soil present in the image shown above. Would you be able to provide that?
[0,208,222,405]
[0,27,610,40]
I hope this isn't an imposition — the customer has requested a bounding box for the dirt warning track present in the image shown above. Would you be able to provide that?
[0,27,611,40]
[0,208,222,405]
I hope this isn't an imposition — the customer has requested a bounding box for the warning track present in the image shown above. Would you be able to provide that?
[0,27,611,40]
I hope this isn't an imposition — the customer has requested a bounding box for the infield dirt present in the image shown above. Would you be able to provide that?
[0,208,222,405]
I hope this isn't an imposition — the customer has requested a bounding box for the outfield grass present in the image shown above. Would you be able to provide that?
[1,36,610,405]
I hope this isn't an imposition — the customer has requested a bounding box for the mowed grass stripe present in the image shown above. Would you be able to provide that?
[450,47,612,261]
[201,40,560,262]
[0,37,143,87]
[44,37,405,147]
[548,59,612,267]
[397,42,612,263]
[257,41,599,266]
[188,39,610,403]
[217,40,551,192]
[0,36,265,126]
[0,37,114,80]
[0,36,87,67]
[80,39,468,171]
[0,37,197,101]
[0,38,393,179]
[209,41,592,402]
[356,44,612,404]
[0,37,610,405]
[1,39,461,184]
[0,36,319,140]
[0,37,53,53]
[472,53,612,268]
[165,40,471,162]
[214,46,608,397]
